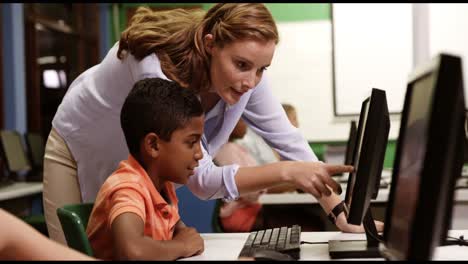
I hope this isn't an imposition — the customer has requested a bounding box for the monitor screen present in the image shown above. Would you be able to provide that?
[344,100,369,211]
[385,73,434,255]
[0,131,31,175]
[381,53,465,260]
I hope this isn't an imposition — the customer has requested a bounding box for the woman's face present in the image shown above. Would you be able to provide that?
[205,35,276,105]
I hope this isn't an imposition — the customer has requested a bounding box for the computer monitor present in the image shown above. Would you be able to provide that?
[380,53,465,260]
[333,120,358,181]
[344,120,358,166]
[329,88,390,259]
[24,132,45,181]
[463,111,468,165]
[0,131,31,181]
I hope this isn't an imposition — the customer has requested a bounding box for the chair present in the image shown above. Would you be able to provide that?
[211,199,225,233]
[56,203,94,256]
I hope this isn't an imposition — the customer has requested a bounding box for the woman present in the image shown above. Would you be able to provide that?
[43,3,357,244]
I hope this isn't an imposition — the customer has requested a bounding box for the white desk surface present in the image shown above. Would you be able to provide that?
[180,230,468,261]
[0,182,43,201]
[260,178,468,205]
[259,188,468,205]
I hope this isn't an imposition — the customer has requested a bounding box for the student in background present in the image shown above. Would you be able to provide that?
[268,103,302,193]
[236,127,279,166]
[0,209,94,260]
[86,78,204,260]
[215,119,325,232]
[44,3,357,244]
[215,119,266,232]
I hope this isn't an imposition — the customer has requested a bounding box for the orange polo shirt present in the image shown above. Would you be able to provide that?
[86,154,180,260]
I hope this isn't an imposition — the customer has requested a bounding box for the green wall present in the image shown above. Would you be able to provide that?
[309,140,397,169]
[266,4,330,22]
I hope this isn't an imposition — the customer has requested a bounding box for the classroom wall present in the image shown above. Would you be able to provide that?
[265,4,404,142]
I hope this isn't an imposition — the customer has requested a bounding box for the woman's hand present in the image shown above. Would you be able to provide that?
[283,162,353,198]
[235,162,353,198]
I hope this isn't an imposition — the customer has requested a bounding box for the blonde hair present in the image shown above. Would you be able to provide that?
[117,4,279,93]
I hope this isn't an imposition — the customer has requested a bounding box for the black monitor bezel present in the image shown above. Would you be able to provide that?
[345,88,390,225]
[381,54,465,260]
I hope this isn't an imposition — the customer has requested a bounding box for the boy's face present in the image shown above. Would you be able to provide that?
[156,115,204,184]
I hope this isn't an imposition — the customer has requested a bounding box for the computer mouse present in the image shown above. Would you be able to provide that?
[253,250,295,261]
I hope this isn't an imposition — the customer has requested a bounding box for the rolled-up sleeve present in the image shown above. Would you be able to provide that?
[185,144,240,201]
[242,75,319,162]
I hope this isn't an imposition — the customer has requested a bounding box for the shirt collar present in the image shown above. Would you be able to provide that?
[126,154,177,208]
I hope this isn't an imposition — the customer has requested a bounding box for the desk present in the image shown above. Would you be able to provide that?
[0,182,43,201]
[0,182,43,216]
[180,230,468,260]
[259,188,468,205]
[259,185,468,229]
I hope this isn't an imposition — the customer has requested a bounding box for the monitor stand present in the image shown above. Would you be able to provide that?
[328,208,382,259]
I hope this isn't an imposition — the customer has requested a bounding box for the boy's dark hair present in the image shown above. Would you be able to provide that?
[120,78,204,157]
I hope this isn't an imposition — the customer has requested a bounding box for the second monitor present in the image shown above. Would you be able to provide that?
[380,53,466,260]
[329,88,390,259]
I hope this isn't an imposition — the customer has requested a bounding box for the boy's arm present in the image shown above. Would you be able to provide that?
[111,212,203,260]
[0,209,95,260]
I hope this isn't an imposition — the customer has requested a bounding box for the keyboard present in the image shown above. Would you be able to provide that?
[238,225,301,260]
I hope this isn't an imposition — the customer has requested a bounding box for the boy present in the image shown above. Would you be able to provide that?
[86,78,205,260]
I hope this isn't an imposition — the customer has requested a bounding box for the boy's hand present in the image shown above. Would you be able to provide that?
[173,227,204,257]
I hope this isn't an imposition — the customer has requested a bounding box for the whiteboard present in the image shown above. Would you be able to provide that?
[332,4,413,116]
[428,4,468,103]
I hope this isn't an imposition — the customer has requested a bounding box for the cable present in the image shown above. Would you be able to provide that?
[363,229,384,243]
[363,224,384,243]
[445,235,468,246]
[300,241,328,245]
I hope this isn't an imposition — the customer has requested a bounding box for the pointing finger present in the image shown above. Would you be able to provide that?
[326,164,354,176]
